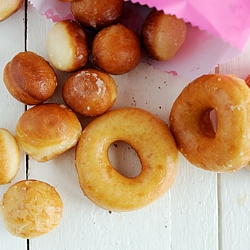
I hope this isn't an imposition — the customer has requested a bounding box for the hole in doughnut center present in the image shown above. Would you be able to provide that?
[108,141,142,178]
[200,109,218,138]
[210,109,218,132]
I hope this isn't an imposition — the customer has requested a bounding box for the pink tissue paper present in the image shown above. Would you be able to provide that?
[29,0,250,80]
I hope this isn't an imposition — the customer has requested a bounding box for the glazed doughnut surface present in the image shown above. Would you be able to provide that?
[0,180,63,238]
[170,74,250,172]
[76,107,178,212]
[62,68,117,116]
[16,103,82,162]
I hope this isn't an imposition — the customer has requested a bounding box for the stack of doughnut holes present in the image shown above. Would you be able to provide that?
[1,0,250,239]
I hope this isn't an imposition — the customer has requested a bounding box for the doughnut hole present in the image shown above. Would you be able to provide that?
[0,180,63,238]
[3,51,58,105]
[62,69,118,116]
[142,9,187,61]
[108,141,142,178]
[0,128,20,184]
[15,103,82,162]
[199,108,218,138]
[0,0,23,22]
[70,0,124,30]
[46,20,89,72]
[209,109,218,132]
[92,23,142,75]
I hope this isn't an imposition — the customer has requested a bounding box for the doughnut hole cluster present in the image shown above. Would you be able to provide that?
[46,1,142,75]
[0,1,193,237]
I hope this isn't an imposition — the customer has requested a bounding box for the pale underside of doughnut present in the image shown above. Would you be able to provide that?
[142,10,187,61]
[3,51,58,105]
[0,0,23,22]
[46,20,89,72]
[0,128,20,184]
[170,74,250,172]
[76,107,179,212]
[16,104,82,162]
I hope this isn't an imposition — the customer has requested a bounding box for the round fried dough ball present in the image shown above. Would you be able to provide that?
[0,180,63,238]
[92,23,142,75]
[70,0,124,30]
[16,103,82,162]
[0,0,23,22]
[3,51,58,105]
[0,128,20,185]
[46,20,89,72]
[63,68,117,116]
[142,9,187,61]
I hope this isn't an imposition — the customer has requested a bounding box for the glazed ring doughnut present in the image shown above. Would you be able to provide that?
[75,107,178,212]
[170,74,250,172]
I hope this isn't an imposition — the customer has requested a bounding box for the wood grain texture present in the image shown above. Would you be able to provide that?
[218,42,250,250]
[26,4,218,249]
[0,2,250,250]
[0,5,26,250]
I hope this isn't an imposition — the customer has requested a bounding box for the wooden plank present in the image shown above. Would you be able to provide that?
[171,156,218,250]
[4,1,250,249]
[0,5,27,250]
[26,7,175,247]
[26,3,219,249]
[217,40,250,250]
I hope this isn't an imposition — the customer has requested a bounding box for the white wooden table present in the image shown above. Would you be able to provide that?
[0,3,250,250]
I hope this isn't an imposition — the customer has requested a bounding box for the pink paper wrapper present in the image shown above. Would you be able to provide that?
[28,0,245,80]
[129,0,250,51]
[29,0,250,50]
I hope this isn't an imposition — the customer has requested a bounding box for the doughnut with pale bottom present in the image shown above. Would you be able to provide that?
[46,20,89,72]
[0,0,23,22]
[3,51,58,105]
[142,9,187,61]
[62,68,118,116]
[76,107,178,212]
[0,128,20,184]
[16,103,82,162]
[170,74,250,172]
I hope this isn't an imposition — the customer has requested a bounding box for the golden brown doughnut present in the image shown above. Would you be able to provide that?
[62,68,117,116]
[0,128,20,184]
[3,51,58,105]
[170,74,250,172]
[0,0,23,22]
[92,23,142,75]
[0,180,63,238]
[70,0,124,30]
[142,9,187,61]
[46,20,89,72]
[16,103,82,162]
[75,107,178,211]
